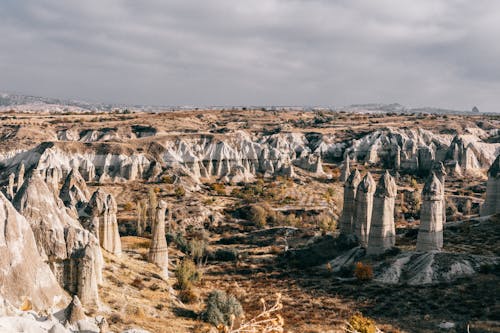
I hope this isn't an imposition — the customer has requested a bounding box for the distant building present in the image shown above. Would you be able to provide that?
[472,106,479,113]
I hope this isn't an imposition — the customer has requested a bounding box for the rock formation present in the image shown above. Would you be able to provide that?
[148,200,169,277]
[60,168,90,210]
[339,168,361,234]
[82,189,122,256]
[16,162,24,193]
[7,173,14,200]
[13,170,103,306]
[416,173,444,251]
[480,154,500,216]
[367,171,397,255]
[432,162,447,224]
[0,191,68,310]
[340,156,350,182]
[353,172,376,247]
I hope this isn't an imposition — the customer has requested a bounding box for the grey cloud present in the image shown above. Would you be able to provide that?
[0,0,499,111]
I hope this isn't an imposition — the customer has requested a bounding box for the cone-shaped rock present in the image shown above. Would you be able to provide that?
[16,162,25,193]
[481,154,500,216]
[353,172,376,247]
[65,295,86,325]
[148,200,169,277]
[340,156,350,182]
[13,170,103,307]
[339,168,360,234]
[0,191,68,310]
[60,168,90,210]
[416,173,444,251]
[367,171,397,255]
[7,173,15,200]
[82,189,122,256]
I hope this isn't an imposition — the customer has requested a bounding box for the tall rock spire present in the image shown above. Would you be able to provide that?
[367,171,397,255]
[353,172,376,247]
[339,168,361,234]
[480,154,500,216]
[148,200,169,277]
[340,156,350,182]
[416,173,444,251]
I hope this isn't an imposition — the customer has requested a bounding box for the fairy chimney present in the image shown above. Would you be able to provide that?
[367,171,397,255]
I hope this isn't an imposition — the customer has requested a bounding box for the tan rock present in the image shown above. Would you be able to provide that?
[148,200,169,277]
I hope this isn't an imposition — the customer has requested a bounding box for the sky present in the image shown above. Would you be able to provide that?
[0,0,499,111]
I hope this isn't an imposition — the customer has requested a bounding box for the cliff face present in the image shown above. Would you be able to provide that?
[0,192,67,311]
[0,128,498,185]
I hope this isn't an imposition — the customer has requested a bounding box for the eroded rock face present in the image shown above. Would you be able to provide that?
[60,168,90,210]
[81,189,121,256]
[353,172,376,247]
[367,171,397,255]
[339,169,361,234]
[13,171,103,306]
[417,173,444,251]
[148,200,169,277]
[0,192,68,311]
[480,154,500,216]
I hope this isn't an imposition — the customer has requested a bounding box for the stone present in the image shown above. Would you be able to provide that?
[367,171,397,255]
[416,173,444,251]
[432,161,447,224]
[16,162,25,193]
[480,154,500,216]
[339,168,361,234]
[60,168,90,210]
[65,295,86,325]
[7,173,15,200]
[82,189,122,256]
[340,156,350,182]
[148,200,169,277]
[13,170,103,307]
[353,172,376,247]
[0,191,67,311]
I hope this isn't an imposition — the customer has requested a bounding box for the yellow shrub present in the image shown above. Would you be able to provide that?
[347,314,376,333]
[354,262,373,281]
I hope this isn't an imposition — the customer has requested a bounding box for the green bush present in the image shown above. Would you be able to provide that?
[202,290,243,327]
[175,258,201,290]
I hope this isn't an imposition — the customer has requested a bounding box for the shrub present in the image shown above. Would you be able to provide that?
[214,248,239,261]
[123,202,134,211]
[354,262,373,282]
[175,258,201,290]
[317,212,337,232]
[189,238,207,263]
[179,287,199,304]
[131,277,146,290]
[210,183,226,195]
[175,186,186,198]
[346,313,377,333]
[249,205,267,227]
[202,290,243,328]
[162,175,175,184]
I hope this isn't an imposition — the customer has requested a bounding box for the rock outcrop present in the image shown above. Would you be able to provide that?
[16,162,24,193]
[81,189,121,256]
[353,172,376,247]
[417,173,444,251]
[148,200,169,277]
[0,192,68,311]
[480,154,500,216]
[339,169,361,234]
[59,168,90,210]
[7,173,14,200]
[340,156,350,182]
[13,171,103,306]
[367,171,397,255]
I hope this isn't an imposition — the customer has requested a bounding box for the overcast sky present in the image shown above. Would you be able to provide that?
[0,0,499,111]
